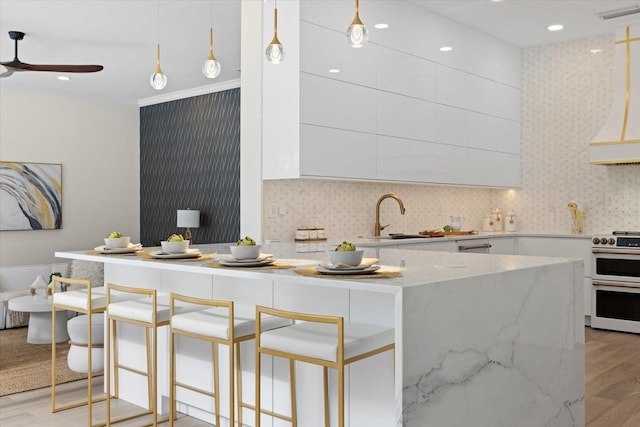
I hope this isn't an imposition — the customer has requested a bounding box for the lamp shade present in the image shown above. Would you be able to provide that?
[177,210,200,228]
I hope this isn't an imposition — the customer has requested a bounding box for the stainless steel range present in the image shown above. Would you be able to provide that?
[591,231,640,333]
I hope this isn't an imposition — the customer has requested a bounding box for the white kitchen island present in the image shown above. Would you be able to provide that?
[55,243,584,427]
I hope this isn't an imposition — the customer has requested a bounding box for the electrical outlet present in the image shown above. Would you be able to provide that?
[269,204,278,218]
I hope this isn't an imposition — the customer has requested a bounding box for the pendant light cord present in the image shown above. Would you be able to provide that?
[210,0,214,52]
[274,0,278,36]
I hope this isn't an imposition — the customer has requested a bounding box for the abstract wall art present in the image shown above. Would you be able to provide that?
[0,162,62,231]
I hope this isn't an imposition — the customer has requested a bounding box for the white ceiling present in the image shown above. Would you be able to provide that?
[414,0,640,48]
[1,0,639,105]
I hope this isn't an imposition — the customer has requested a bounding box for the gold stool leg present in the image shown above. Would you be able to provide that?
[235,342,243,427]
[51,308,57,413]
[112,321,119,399]
[106,316,112,427]
[145,327,153,418]
[152,324,157,426]
[213,342,221,426]
[169,328,176,427]
[255,343,261,427]
[87,313,94,427]
[229,339,235,426]
[290,359,297,427]
[323,366,330,427]
[338,364,345,427]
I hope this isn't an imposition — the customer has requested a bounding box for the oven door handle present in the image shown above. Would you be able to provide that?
[592,249,640,255]
[592,280,640,289]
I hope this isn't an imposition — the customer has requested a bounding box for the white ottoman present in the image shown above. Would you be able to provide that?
[67,313,104,373]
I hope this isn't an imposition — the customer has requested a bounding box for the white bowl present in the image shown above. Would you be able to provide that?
[161,240,190,254]
[328,249,364,267]
[104,236,131,248]
[230,244,261,260]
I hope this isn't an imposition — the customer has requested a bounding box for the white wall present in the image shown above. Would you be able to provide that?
[0,87,139,266]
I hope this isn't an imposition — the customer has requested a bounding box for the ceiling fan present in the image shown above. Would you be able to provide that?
[0,31,104,78]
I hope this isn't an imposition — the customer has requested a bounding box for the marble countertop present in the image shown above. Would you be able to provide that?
[55,242,582,293]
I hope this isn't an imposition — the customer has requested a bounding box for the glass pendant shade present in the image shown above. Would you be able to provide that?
[149,44,167,90]
[202,27,221,78]
[266,5,285,63]
[347,0,368,48]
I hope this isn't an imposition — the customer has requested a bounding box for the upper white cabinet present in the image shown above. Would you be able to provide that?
[263,1,522,188]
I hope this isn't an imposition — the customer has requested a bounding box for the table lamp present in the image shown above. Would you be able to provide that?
[177,209,200,243]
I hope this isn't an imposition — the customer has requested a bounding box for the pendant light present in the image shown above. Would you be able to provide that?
[150,44,167,90]
[346,0,368,48]
[149,1,167,90]
[265,0,285,64]
[202,1,221,78]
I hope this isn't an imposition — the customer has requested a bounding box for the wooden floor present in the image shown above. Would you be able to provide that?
[585,327,640,427]
[0,327,638,426]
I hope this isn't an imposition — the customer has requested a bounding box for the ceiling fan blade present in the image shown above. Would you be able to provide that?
[1,60,103,73]
[0,67,14,78]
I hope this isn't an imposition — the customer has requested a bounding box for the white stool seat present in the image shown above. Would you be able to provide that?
[260,321,394,362]
[54,287,136,311]
[67,313,104,344]
[172,305,291,340]
[108,293,198,323]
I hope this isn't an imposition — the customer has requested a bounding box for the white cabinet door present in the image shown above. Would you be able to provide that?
[495,83,521,121]
[301,22,377,89]
[495,118,521,154]
[399,241,458,252]
[377,45,435,101]
[301,73,377,133]
[377,136,437,182]
[489,237,517,255]
[517,237,591,276]
[377,91,435,142]
[300,125,377,179]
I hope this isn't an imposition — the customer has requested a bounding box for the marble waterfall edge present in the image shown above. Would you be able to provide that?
[401,262,584,427]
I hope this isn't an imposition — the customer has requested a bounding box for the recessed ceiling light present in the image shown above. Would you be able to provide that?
[547,24,564,32]
[590,48,603,54]
[439,46,453,52]
[491,0,504,2]
[329,69,340,73]
[57,76,69,81]
[374,23,389,29]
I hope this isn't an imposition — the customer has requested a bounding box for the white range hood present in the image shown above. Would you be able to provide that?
[590,24,640,165]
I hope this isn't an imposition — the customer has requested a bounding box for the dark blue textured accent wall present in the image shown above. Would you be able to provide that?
[140,89,240,246]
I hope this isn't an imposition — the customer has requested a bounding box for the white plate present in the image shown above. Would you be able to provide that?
[94,243,142,254]
[218,257,275,267]
[217,254,274,263]
[316,265,381,275]
[149,249,202,259]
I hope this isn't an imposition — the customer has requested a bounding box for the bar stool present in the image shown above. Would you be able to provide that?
[51,276,138,427]
[106,284,184,427]
[255,306,395,427]
[169,293,291,426]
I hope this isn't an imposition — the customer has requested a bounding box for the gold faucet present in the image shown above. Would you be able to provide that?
[374,194,406,237]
